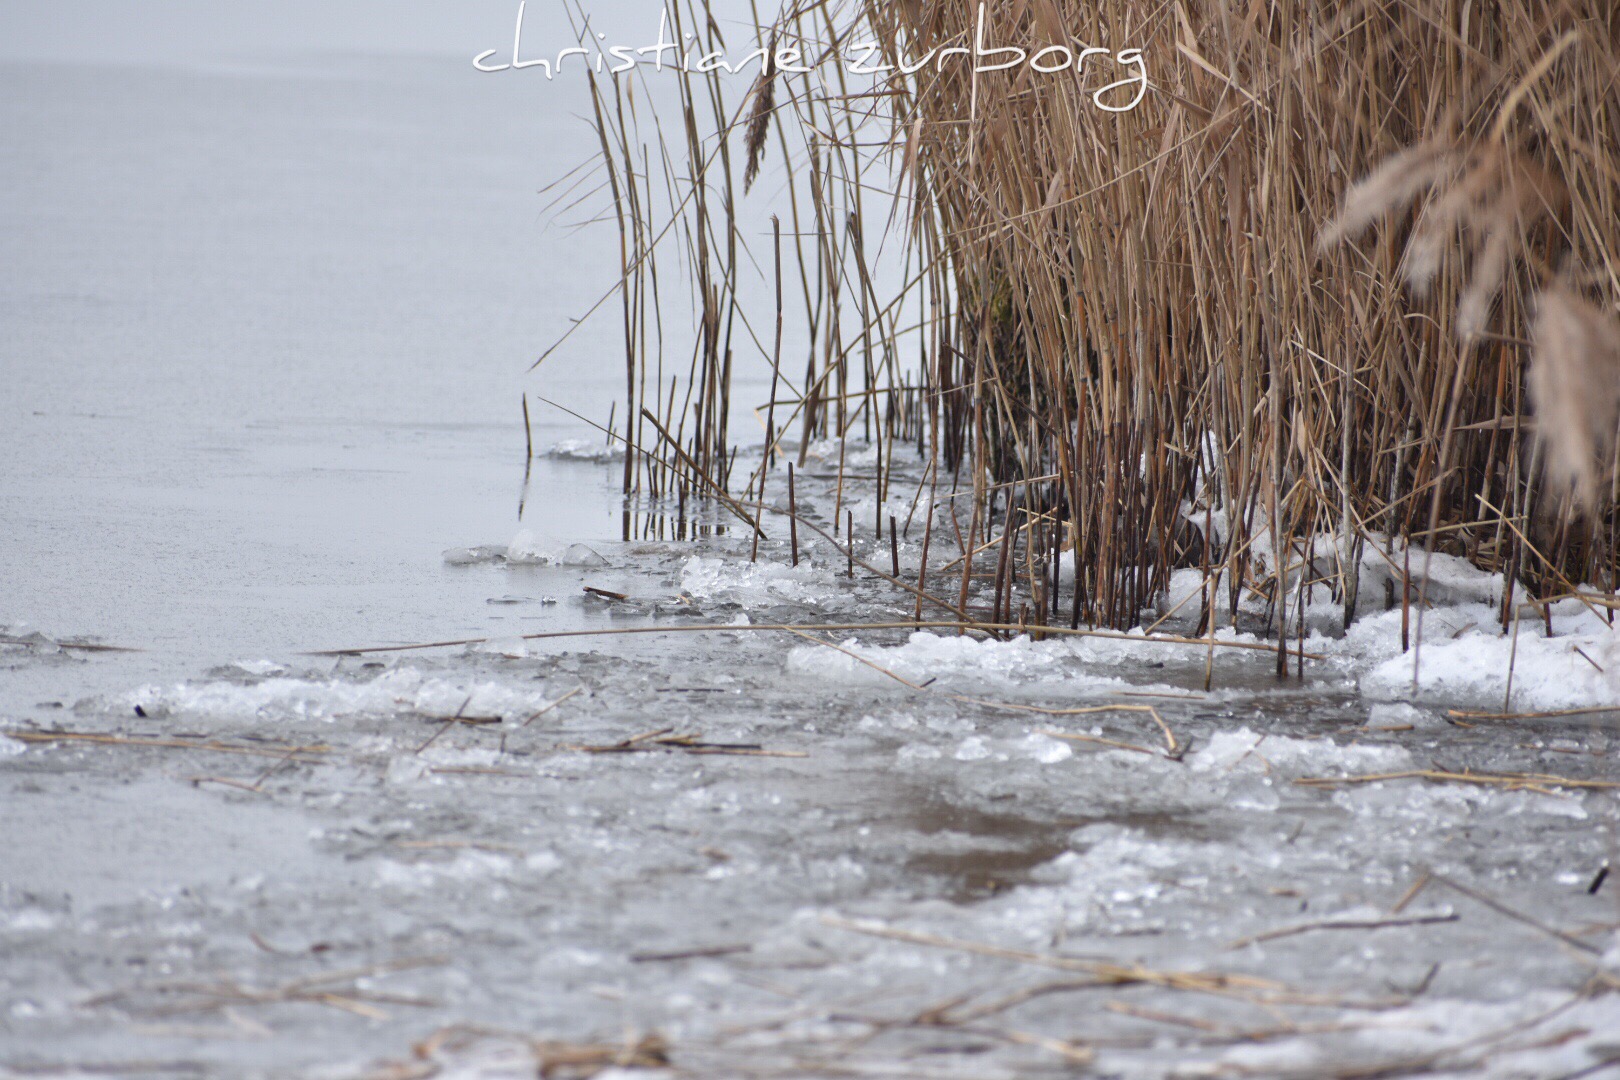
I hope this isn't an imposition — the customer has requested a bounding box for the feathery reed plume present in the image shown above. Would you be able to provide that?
[1321,141,1568,340]
[1530,282,1620,513]
[742,31,777,195]
[1317,141,1458,253]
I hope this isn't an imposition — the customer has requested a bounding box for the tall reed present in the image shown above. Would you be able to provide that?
[565,0,1620,637]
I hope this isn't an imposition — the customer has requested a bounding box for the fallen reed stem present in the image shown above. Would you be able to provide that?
[308,621,1326,659]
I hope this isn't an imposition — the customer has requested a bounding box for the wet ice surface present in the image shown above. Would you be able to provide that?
[5,52,1620,1080]
[6,456,1620,1080]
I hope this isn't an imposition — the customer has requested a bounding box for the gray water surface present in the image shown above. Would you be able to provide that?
[1,56,628,694]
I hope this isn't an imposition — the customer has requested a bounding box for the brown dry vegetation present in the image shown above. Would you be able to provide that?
[566,0,1620,640]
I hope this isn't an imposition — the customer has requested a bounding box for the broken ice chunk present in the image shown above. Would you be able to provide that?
[506,531,609,567]
[443,544,509,566]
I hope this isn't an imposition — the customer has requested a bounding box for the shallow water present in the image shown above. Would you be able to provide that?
[4,55,1620,1080]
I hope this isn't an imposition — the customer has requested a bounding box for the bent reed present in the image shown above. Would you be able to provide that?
[559,0,1620,645]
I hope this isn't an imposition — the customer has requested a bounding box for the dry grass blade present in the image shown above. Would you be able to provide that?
[0,635,141,653]
[405,1025,669,1080]
[1295,769,1620,794]
[521,686,584,728]
[309,620,1324,658]
[84,956,448,1022]
[561,727,807,758]
[821,915,1279,992]
[1428,872,1602,956]
[819,915,1402,1009]
[1226,911,1458,950]
[5,729,330,763]
[1447,706,1620,721]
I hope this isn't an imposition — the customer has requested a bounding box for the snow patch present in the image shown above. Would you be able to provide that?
[1359,601,1620,709]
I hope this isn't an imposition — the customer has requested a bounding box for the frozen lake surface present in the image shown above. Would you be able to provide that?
[3,56,1620,1080]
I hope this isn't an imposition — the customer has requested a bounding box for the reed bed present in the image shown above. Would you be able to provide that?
[558,0,1620,645]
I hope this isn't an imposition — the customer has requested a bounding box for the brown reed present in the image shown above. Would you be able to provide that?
[565,0,1620,635]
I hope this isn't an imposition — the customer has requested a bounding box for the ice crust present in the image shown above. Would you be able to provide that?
[780,572,1619,711]
[10,455,1617,1079]
[785,630,1138,690]
[1187,727,1413,775]
[121,667,554,723]
[680,556,835,607]
[505,533,609,567]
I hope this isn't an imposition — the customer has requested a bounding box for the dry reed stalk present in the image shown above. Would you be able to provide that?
[817,915,1404,1009]
[5,730,330,762]
[1295,769,1620,794]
